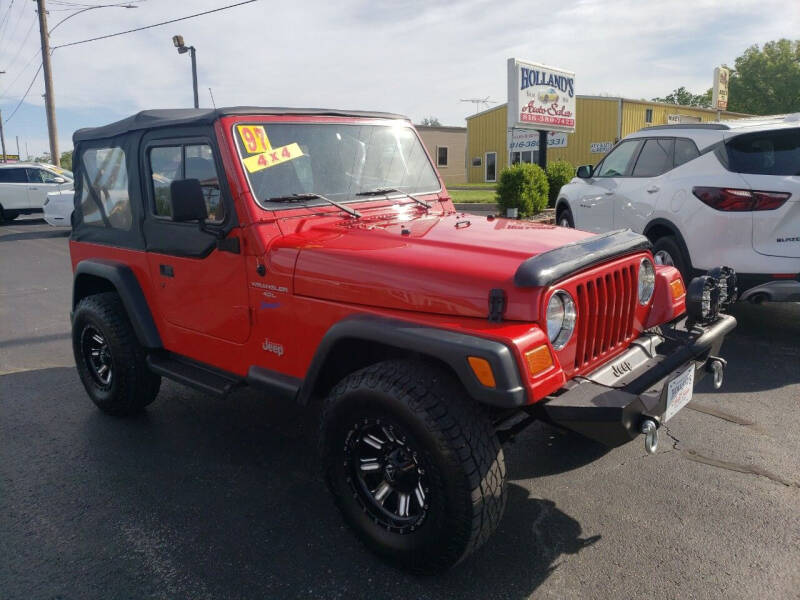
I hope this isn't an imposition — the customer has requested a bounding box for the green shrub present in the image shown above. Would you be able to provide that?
[495,163,549,217]
[546,160,575,207]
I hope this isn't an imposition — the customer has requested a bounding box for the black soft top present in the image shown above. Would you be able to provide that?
[73,107,410,143]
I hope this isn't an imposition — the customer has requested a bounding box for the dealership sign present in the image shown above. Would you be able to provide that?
[507,58,576,133]
[508,130,567,151]
[712,66,729,111]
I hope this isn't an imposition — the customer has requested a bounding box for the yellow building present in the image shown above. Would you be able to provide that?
[465,96,750,182]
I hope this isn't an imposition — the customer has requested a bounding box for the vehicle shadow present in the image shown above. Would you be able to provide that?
[1,367,600,600]
[0,216,47,226]
[0,228,70,242]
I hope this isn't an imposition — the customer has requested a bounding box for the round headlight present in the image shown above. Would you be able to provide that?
[546,290,576,350]
[638,258,656,305]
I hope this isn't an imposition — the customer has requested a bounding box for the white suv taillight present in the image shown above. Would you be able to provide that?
[692,186,791,211]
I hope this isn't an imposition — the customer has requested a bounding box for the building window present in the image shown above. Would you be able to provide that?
[485,152,497,182]
[471,157,482,167]
[436,146,448,167]
[645,108,653,124]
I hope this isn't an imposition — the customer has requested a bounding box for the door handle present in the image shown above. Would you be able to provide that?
[29,187,39,191]
[159,264,174,277]
[604,190,614,195]
[646,185,660,193]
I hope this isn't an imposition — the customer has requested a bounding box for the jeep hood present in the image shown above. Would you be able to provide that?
[289,209,594,320]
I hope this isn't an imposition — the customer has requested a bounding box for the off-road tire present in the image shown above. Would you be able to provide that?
[652,235,690,283]
[320,359,506,574]
[557,205,574,228]
[72,292,160,415]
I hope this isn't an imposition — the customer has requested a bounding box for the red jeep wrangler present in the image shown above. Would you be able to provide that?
[69,107,736,573]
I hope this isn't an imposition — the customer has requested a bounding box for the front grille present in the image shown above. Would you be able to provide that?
[572,263,637,371]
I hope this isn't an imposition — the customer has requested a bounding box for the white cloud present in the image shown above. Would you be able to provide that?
[0,0,796,148]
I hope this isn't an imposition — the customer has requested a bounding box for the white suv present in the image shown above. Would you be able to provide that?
[0,162,73,223]
[556,114,800,302]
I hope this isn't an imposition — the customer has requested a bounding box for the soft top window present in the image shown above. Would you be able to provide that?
[726,128,800,176]
[232,122,441,209]
[78,146,133,231]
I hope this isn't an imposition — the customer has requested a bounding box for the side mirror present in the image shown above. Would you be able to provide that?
[170,178,207,222]
[51,176,67,184]
[576,165,594,179]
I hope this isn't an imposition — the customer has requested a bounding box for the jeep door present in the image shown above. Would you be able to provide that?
[578,139,642,232]
[0,167,30,210]
[142,135,251,345]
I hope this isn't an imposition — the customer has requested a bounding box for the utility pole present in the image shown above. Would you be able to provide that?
[16,136,21,159]
[0,110,7,163]
[36,0,60,167]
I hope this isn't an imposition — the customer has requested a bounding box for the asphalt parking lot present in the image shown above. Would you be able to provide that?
[1,217,798,600]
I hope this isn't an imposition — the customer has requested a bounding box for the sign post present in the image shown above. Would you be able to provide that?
[712,66,729,120]
[507,58,576,169]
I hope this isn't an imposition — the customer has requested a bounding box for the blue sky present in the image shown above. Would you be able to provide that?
[0,0,797,159]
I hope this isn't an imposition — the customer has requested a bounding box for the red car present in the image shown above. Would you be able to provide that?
[69,107,736,573]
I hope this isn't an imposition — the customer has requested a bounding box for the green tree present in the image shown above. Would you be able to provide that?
[545,160,575,207]
[419,116,441,126]
[495,163,549,217]
[59,150,73,171]
[727,39,800,114]
[652,86,712,108]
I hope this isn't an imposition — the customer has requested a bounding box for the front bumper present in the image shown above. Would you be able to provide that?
[539,313,736,447]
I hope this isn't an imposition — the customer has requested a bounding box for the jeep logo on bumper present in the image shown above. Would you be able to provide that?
[611,360,633,378]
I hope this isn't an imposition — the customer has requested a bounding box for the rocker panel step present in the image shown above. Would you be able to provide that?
[146,353,242,397]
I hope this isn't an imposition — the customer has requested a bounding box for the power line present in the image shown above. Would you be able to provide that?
[0,0,17,45]
[52,0,259,49]
[0,48,41,99]
[2,13,38,75]
[2,61,43,124]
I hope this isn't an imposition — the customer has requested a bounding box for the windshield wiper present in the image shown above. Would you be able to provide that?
[267,193,361,218]
[356,187,432,209]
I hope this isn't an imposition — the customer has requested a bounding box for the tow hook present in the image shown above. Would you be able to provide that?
[641,419,659,454]
[706,356,727,389]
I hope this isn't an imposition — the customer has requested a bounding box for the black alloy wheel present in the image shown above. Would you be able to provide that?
[345,417,429,534]
[81,326,113,388]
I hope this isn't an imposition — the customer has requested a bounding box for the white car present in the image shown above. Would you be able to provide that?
[0,162,73,224]
[43,189,75,228]
[556,114,800,302]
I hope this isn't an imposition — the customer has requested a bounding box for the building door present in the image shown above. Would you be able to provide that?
[485,152,497,182]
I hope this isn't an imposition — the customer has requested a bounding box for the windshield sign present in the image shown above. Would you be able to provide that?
[233,122,441,208]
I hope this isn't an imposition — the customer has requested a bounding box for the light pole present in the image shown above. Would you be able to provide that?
[172,35,199,109]
[0,70,6,163]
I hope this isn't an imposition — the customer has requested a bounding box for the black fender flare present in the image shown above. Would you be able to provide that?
[72,259,162,348]
[643,218,693,270]
[297,315,527,408]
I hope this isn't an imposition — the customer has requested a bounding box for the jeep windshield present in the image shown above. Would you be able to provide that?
[232,122,441,210]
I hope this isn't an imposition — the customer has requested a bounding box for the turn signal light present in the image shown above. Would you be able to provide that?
[669,279,686,300]
[467,356,496,388]
[525,345,554,377]
[692,186,790,211]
